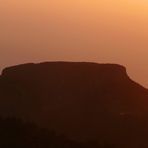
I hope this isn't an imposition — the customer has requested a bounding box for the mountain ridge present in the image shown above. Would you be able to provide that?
[0,61,148,147]
[1,61,127,76]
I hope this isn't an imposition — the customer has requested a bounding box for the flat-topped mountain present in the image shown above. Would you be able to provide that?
[0,62,148,147]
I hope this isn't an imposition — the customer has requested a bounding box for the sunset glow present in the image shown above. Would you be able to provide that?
[1,0,148,86]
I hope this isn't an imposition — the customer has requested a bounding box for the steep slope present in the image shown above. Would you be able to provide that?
[0,62,148,147]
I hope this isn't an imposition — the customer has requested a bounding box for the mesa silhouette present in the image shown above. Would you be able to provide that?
[0,62,148,147]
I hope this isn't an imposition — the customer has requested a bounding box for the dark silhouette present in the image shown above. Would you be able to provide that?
[0,117,114,148]
[0,62,148,147]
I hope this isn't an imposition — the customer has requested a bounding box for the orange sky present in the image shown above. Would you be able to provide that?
[0,0,148,87]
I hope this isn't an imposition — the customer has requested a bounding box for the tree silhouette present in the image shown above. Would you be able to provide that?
[0,117,116,148]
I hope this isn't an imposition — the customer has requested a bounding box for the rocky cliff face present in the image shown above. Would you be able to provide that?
[0,62,148,147]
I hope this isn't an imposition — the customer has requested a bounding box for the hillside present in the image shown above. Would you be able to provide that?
[0,62,148,147]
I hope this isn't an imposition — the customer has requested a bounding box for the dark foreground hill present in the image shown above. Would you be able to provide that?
[0,62,148,147]
[0,117,106,148]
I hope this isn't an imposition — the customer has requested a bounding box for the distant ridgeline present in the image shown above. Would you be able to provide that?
[0,62,148,148]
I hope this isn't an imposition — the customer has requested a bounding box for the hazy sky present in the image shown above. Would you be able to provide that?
[0,0,148,87]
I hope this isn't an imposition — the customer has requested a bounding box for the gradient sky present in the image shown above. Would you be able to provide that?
[0,0,148,87]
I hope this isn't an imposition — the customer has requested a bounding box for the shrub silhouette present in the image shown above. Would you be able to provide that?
[0,117,115,148]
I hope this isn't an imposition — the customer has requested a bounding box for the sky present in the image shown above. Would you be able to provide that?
[0,0,148,87]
